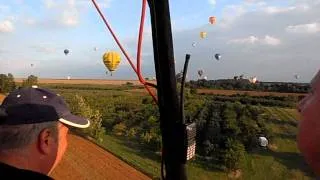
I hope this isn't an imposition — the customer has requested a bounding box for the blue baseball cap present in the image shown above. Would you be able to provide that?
[0,86,90,128]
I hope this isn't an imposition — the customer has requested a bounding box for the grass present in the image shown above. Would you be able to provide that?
[42,84,314,179]
[95,107,314,180]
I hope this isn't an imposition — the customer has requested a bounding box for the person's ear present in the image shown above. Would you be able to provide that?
[38,128,54,154]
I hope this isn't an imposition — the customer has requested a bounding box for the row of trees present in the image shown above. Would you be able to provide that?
[195,101,272,170]
[65,89,273,172]
[187,79,310,93]
[0,74,38,93]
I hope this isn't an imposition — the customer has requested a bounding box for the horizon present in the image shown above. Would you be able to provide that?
[0,0,319,82]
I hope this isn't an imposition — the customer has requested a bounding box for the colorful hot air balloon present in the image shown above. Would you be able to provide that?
[209,16,216,24]
[64,49,69,55]
[200,32,207,39]
[214,53,221,60]
[103,51,121,76]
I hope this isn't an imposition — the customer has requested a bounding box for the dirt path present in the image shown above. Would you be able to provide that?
[0,94,5,104]
[51,134,151,180]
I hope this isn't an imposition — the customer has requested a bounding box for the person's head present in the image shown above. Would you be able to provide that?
[297,70,320,175]
[0,86,90,175]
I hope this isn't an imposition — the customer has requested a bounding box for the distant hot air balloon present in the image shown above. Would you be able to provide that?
[200,32,207,39]
[103,51,121,76]
[214,53,221,61]
[198,69,204,77]
[64,49,69,55]
[209,16,216,24]
[192,42,197,47]
[258,137,268,147]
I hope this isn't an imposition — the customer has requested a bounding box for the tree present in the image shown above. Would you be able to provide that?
[0,73,16,93]
[223,138,245,171]
[22,75,38,87]
[71,94,106,141]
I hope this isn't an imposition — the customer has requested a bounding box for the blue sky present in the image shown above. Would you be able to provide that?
[0,0,320,82]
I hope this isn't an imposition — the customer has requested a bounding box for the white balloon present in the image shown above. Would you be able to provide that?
[259,137,268,147]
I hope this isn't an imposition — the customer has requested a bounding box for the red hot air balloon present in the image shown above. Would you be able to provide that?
[209,16,216,25]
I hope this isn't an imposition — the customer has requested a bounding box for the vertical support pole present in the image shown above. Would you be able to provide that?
[147,0,187,179]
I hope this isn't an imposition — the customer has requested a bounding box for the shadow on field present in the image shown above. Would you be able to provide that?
[269,118,298,127]
[117,137,162,164]
[253,150,315,177]
[273,132,297,140]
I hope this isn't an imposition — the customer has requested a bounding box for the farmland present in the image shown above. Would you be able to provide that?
[39,80,313,180]
[0,79,314,179]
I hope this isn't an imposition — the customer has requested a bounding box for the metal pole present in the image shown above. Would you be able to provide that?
[147,0,187,179]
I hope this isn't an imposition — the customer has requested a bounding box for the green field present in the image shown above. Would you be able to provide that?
[43,83,314,180]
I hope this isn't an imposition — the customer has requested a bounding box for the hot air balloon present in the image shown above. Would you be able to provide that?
[192,42,196,47]
[200,32,207,39]
[209,16,216,24]
[258,137,268,147]
[198,69,204,77]
[250,76,258,84]
[214,53,221,61]
[64,49,69,55]
[103,51,121,76]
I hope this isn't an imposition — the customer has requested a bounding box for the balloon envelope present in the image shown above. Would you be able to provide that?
[198,70,204,77]
[64,49,69,55]
[200,32,207,39]
[214,53,221,60]
[209,16,216,24]
[259,137,268,147]
[103,51,121,72]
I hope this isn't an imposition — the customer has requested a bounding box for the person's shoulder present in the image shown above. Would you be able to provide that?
[0,162,54,180]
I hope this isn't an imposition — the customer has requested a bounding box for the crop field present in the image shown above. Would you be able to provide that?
[51,134,150,180]
[14,78,156,86]
[0,82,314,179]
[197,88,307,97]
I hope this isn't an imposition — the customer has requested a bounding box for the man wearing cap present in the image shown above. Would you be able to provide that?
[298,70,320,176]
[0,86,90,179]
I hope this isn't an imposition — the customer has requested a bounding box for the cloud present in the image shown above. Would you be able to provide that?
[263,6,296,14]
[286,22,320,34]
[208,0,216,6]
[0,20,14,33]
[228,35,281,46]
[31,45,57,54]
[60,9,79,26]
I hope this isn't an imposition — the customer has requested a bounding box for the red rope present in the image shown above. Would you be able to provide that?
[91,0,158,103]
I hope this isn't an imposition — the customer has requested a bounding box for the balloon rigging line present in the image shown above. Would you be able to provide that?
[91,0,158,104]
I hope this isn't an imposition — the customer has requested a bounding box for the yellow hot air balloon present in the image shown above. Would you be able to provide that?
[103,51,121,75]
[200,31,207,39]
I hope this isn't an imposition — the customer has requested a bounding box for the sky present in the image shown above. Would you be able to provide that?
[0,0,319,82]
